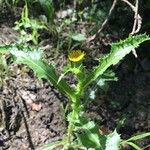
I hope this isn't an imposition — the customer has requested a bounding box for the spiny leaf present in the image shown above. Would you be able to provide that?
[94,34,150,80]
[75,117,106,150]
[10,48,75,99]
[109,34,150,65]
[105,130,121,150]
[0,44,16,54]
[83,34,150,88]
[0,44,75,99]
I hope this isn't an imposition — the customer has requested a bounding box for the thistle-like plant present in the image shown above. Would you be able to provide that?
[0,34,150,150]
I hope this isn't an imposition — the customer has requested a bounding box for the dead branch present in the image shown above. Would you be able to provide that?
[86,0,118,44]
[121,0,142,57]
[121,0,142,35]
[85,0,142,46]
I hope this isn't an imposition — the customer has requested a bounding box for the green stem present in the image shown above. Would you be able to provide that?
[67,97,80,147]
[67,119,74,145]
[66,77,83,147]
[67,108,77,146]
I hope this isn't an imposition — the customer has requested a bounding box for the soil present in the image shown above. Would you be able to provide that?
[0,5,150,150]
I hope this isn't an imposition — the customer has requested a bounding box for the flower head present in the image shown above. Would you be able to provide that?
[68,50,85,62]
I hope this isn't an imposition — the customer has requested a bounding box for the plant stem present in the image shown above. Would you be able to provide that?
[66,82,82,147]
[67,99,79,147]
[67,121,74,145]
[67,108,77,146]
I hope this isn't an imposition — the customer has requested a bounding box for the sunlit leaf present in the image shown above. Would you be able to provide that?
[75,117,106,150]
[125,142,142,150]
[71,33,87,42]
[83,34,150,88]
[0,44,75,100]
[105,130,121,150]
[37,140,67,150]
[126,132,150,142]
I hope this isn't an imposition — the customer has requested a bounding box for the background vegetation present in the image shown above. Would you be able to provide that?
[0,0,150,150]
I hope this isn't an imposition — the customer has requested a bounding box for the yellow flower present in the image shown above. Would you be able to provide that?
[68,50,85,62]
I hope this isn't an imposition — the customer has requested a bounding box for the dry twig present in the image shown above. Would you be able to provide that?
[86,0,118,44]
[121,0,142,57]
[121,0,142,35]
[85,0,142,46]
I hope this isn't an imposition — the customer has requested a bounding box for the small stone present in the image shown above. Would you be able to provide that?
[31,103,42,111]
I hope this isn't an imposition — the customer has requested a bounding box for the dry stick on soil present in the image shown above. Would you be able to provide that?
[21,111,35,150]
[0,98,10,138]
[85,0,118,44]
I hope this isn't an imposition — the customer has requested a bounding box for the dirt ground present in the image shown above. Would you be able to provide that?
[0,5,150,150]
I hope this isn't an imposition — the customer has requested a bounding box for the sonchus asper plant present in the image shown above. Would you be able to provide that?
[0,34,150,150]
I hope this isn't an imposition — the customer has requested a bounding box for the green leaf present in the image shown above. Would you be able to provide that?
[0,45,14,54]
[29,19,47,30]
[70,33,87,42]
[96,70,118,91]
[11,48,75,98]
[57,70,71,84]
[0,44,75,100]
[37,140,67,150]
[125,142,142,150]
[105,130,121,150]
[126,132,150,142]
[75,117,106,149]
[122,132,150,150]
[38,0,54,22]
[83,34,150,89]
